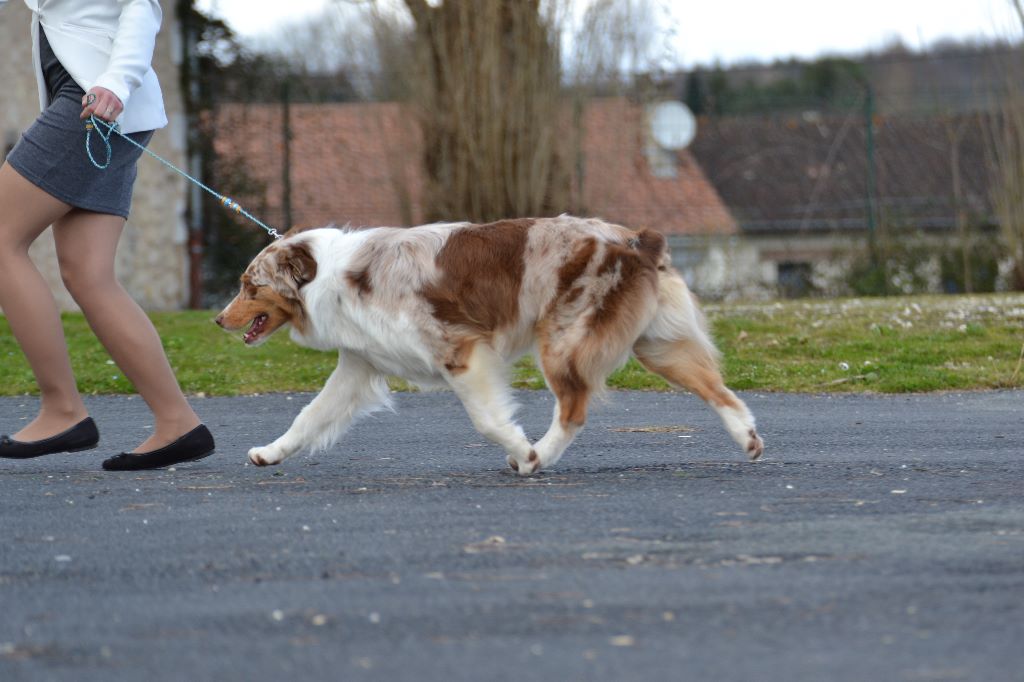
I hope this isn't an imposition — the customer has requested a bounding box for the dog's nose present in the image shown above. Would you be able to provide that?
[214,314,224,327]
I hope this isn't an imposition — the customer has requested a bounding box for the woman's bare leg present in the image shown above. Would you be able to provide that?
[53,208,200,453]
[0,163,86,441]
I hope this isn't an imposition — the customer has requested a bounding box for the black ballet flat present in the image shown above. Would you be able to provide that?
[0,417,99,459]
[102,424,215,471]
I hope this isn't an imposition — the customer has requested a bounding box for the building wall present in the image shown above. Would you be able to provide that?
[0,1,188,311]
[668,235,772,300]
[678,230,1018,300]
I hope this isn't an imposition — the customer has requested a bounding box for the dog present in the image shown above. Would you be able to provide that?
[215,216,764,474]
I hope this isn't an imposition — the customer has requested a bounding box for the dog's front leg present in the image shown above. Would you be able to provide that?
[249,352,390,466]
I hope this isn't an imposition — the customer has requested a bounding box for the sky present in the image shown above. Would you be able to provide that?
[196,0,1021,67]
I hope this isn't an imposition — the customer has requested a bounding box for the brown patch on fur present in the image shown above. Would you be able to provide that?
[508,458,519,472]
[557,238,597,297]
[281,242,318,289]
[633,229,667,267]
[443,337,477,375]
[275,242,318,334]
[588,248,657,336]
[596,230,665,278]
[564,286,584,306]
[545,359,590,428]
[347,269,373,297]
[528,450,539,463]
[422,219,533,333]
[596,248,620,277]
[581,229,666,336]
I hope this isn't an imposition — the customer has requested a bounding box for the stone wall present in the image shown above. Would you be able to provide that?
[0,1,188,311]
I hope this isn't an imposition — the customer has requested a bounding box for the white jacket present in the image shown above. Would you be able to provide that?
[23,0,168,133]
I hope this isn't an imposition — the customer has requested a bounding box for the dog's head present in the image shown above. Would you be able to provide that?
[215,238,318,346]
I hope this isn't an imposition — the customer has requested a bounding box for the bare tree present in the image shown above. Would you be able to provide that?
[401,0,568,222]
[252,1,396,98]
[567,0,670,87]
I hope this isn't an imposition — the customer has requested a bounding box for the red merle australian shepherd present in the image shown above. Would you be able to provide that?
[216,216,764,474]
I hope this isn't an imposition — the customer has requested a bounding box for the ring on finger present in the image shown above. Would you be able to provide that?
[86,93,96,105]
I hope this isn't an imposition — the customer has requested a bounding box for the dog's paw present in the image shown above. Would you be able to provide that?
[248,445,284,467]
[746,429,764,461]
[507,450,541,476]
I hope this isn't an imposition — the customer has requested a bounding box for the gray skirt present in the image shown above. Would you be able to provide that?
[6,29,154,219]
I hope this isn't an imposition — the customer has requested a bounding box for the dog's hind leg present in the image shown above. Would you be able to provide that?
[531,311,649,472]
[634,335,763,460]
[531,356,591,472]
[634,271,763,460]
[248,352,390,466]
[529,243,663,472]
[444,342,537,474]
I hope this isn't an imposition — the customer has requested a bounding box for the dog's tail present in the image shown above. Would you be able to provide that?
[633,242,720,371]
[631,228,669,271]
[627,230,713,355]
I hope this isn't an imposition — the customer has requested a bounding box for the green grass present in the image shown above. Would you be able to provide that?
[1,293,1022,396]
[707,294,1024,393]
[0,311,340,397]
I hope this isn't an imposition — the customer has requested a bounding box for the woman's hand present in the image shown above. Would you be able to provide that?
[80,87,123,122]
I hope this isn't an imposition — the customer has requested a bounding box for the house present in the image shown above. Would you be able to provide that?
[211,97,745,295]
[0,0,189,311]
[689,112,1000,295]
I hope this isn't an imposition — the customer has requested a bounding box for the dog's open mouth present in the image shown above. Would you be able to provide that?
[244,313,269,344]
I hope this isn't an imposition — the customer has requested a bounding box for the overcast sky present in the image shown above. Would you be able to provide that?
[196,0,1021,67]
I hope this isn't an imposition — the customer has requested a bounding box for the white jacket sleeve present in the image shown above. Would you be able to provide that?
[91,0,163,108]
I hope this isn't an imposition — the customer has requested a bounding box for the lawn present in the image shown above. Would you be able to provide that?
[1,293,1022,396]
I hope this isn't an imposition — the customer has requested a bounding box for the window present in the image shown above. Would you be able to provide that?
[777,262,813,298]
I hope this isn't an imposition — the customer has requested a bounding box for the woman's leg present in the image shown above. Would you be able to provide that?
[0,163,86,441]
[52,208,200,453]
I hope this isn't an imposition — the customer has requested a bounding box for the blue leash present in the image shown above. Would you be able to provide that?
[85,115,281,240]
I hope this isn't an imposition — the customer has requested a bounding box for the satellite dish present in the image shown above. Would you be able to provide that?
[649,101,697,151]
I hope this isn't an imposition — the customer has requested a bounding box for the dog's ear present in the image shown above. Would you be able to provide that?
[272,242,318,297]
[286,243,317,288]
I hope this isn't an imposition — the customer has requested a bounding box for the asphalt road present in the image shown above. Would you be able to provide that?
[1,389,1022,681]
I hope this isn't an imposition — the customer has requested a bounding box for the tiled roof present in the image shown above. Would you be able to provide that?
[212,101,423,230]
[212,97,736,235]
[689,113,994,233]
[579,98,737,235]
